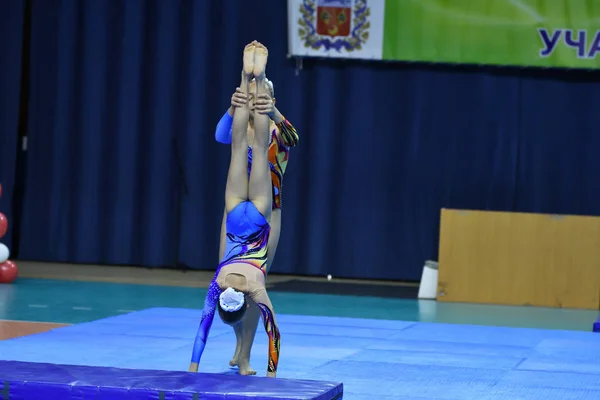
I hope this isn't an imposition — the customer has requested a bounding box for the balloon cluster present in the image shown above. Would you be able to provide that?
[0,184,18,284]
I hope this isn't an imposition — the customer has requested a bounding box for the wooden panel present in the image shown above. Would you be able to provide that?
[0,321,69,340]
[437,209,600,309]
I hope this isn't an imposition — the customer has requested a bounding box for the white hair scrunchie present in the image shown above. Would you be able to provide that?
[219,287,245,312]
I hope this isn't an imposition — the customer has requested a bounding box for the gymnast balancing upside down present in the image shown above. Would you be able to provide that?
[189,41,281,378]
[213,51,299,373]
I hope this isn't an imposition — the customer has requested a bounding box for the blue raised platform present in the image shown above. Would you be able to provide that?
[1,308,600,399]
[0,361,340,399]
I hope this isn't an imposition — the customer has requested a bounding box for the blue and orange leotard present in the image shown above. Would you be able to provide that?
[221,201,270,275]
[190,201,280,374]
[215,112,299,210]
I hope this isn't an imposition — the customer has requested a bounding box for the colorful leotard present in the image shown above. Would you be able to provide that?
[190,201,281,373]
[215,113,299,210]
[221,201,270,274]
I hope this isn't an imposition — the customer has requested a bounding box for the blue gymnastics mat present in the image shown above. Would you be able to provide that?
[0,361,340,400]
[1,308,600,400]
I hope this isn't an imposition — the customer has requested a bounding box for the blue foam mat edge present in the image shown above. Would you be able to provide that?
[0,361,343,400]
[594,315,600,333]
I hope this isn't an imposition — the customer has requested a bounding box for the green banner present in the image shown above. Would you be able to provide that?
[382,0,600,69]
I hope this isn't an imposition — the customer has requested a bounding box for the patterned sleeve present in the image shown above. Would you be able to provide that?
[255,299,281,374]
[275,116,299,148]
[190,279,221,364]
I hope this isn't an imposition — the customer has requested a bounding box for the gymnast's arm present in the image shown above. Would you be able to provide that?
[215,109,233,144]
[251,289,281,378]
[189,279,221,372]
[269,107,299,148]
[215,88,252,144]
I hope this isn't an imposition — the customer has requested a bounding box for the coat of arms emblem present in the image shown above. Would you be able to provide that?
[298,0,370,52]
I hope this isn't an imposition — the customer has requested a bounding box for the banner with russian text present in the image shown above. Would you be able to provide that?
[287,0,600,69]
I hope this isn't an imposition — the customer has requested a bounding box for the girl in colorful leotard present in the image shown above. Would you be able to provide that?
[189,41,280,378]
[212,57,298,375]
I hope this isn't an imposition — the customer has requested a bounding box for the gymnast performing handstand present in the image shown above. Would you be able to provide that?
[189,41,280,378]
[213,49,298,374]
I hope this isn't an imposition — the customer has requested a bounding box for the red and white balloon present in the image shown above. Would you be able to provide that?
[0,184,18,284]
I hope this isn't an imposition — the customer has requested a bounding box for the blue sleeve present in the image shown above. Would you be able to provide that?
[190,279,221,364]
[215,111,233,144]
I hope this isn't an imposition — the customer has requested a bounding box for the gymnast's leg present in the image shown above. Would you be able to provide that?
[189,42,255,374]
[231,42,273,376]
[225,42,255,369]
[224,42,255,214]
[247,42,273,218]
[225,42,257,372]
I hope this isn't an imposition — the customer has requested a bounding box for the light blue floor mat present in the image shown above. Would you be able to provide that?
[1,307,600,400]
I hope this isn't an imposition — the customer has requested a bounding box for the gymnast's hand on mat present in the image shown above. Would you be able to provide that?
[231,88,247,108]
[254,93,274,115]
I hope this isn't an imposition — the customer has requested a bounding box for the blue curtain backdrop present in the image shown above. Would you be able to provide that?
[0,0,25,252]
[3,0,600,281]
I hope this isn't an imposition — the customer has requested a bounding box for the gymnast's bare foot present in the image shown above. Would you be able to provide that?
[237,359,257,376]
[188,362,198,373]
[253,42,268,78]
[243,41,256,77]
[229,353,240,367]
